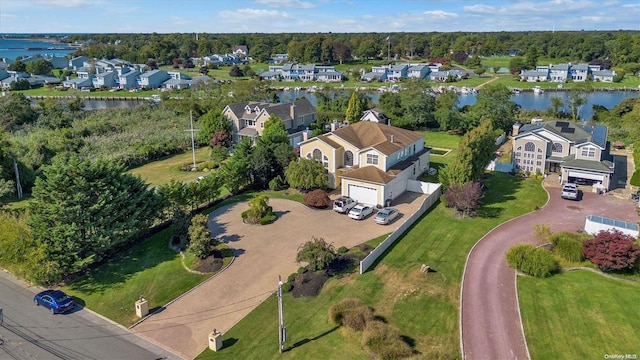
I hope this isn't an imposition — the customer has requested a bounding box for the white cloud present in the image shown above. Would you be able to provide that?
[463,4,496,14]
[254,0,315,8]
[423,10,459,19]
[35,0,95,8]
[219,8,290,19]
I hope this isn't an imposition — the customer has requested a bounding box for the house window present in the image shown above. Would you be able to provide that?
[581,146,596,158]
[524,142,535,152]
[517,146,522,151]
[537,161,541,166]
[306,153,312,159]
[344,151,354,166]
[538,148,543,153]
[413,144,416,154]
[323,155,329,168]
[552,142,563,153]
[537,155,542,159]
[245,119,256,127]
[260,122,264,128]
[366,154,379,165]
[313,149,322,161]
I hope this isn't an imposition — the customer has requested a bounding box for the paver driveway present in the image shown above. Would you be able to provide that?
[461,184,638,360]
[133,196,422,359]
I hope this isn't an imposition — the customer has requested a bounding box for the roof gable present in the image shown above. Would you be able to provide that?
[330,122,422,155]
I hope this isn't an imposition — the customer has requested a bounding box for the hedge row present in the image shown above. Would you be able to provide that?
[550,231,591,262]
[506,244,557,278]
[630,142,640,187]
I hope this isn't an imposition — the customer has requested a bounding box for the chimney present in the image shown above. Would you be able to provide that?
[302,128,311,141]
[512,122,521,137]
[290,102,296,122]
[390,135,394,143]
[331,121,338,131]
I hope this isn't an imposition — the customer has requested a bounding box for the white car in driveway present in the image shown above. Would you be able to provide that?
[374,208,400,225]
[348,204,374,220]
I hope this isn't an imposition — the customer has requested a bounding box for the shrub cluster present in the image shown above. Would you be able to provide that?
[329,298,412,359]
[506,244,557,278]
[550,231,590,262]
[363,321,413,360]
[303,189,331,208]
[329,298,374,331]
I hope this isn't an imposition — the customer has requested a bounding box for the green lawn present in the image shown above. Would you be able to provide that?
[62,228,211,326]
[128,147,213,187]
[196,173,547,359]
[518,271,640,360]
[61,189,303,327]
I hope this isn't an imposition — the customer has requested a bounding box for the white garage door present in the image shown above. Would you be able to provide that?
[568,171,604,181]
[348,184,378,206]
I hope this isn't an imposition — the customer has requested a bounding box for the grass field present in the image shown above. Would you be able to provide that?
[518,270,640,360]
[62,228,211,326]
[196,173,547,359]
[128,147,213,187]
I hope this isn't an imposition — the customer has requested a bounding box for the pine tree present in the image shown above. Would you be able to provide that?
[345,91,364,124]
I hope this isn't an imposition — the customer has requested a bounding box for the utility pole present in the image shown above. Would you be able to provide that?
[13,160,22,199]
[184,110,199,170]
[277,275,286,353]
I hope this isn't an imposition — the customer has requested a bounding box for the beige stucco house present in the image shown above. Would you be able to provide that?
[512,120,614,189]
[299,122,431,207]
[222,99,316,148]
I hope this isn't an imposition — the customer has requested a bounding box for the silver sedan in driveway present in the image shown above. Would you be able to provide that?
[374,208,400,225]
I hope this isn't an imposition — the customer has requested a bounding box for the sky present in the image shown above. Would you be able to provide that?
[0,0,638,34]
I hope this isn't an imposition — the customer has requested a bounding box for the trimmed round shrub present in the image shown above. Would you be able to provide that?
[329,298,374,332]
[550,231,589,262]
[297,266,307,274]
[506,244,557,278]
[281,282,293,293]
[337,246,348,254]
[303,189,331,208]
[362,320,413,360]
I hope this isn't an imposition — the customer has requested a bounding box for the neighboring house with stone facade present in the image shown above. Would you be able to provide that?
[299,122,431,207]
[512,120,613,190]
[221,99,317,149]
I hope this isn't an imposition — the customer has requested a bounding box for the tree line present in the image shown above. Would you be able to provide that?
[62,31,640,67]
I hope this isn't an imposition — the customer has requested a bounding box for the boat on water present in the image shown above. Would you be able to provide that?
[533,86,544,94]
[150,94,162,103]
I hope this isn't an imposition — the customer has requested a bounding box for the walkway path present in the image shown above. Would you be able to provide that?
[460,184,638,359]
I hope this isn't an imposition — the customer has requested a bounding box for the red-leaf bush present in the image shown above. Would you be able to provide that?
[582,229,640,272]
[303,189,331,208]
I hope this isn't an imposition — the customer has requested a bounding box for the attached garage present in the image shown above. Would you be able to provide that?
[568,170,604,182]
[348,184,378,206]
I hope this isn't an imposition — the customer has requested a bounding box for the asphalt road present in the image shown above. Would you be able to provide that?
[461,185,639,360]
[0,270,180,360]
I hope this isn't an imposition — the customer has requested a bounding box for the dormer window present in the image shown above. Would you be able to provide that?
[244,105,251,112]
[581,146,596,158]
[253,106,260,113]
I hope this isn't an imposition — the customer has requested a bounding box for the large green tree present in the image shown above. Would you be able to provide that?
[27,155,164,282]
[439,120,495,187]
[296,236,336,271]
[285,158,328,191]
[0,93,38,131]
[220,137,252,194]
[568,82,594,121]
[345,91,364,124]
[467,83,519,132]
[197,109,231,144]
[25,59,53,75]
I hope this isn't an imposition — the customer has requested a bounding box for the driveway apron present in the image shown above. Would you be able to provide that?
[461,184,638,360]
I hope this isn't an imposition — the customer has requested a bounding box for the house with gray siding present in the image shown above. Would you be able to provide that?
[118,69,140,89]
[139,69,170,89]
[69,56,89,70]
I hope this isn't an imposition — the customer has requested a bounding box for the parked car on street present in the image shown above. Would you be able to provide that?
[333,196,357,213]
[561,183,579,200]
[34,290,75,314]
[374,208,400,225]
[348,204,374,220]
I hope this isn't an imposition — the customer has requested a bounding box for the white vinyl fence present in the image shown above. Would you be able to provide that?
[359,182,442,274]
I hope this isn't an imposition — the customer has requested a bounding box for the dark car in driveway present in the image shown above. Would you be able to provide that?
[34,290,75,314]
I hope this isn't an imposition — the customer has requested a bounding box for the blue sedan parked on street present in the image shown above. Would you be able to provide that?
[34,290,75,314]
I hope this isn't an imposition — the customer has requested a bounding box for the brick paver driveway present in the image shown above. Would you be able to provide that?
[133,195,422,359]
[461,183,638,360]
